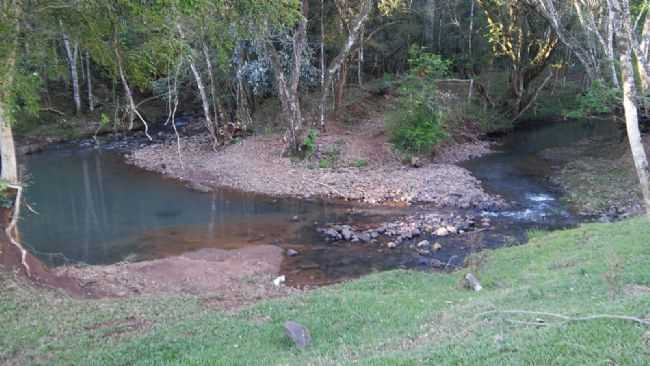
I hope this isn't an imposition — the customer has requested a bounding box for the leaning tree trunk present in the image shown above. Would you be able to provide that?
[319,0,373,130]
[613,0,650,214]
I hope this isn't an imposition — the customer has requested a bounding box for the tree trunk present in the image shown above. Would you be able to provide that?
[86,51,94,112]
[613,0,650,214]
[319,0,373,130]
[62,31,81,115]
[1,1,20,184]
[0,103,18,184]
[114,47,135,130]
[266,0,308,152]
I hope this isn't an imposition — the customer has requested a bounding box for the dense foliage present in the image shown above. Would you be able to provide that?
[388,46,450,155]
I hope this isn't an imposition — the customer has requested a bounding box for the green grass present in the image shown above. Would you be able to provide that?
[2,218,650,365]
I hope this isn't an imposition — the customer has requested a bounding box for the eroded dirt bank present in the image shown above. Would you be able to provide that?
[128,118,500,209]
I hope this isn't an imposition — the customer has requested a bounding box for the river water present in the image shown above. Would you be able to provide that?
[18,119,624,285]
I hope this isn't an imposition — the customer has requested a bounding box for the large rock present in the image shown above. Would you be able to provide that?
[284,321,312,348]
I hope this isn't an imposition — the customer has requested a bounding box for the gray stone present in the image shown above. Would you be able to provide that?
[340,227,354,241]
[286,249,299,257]
[417,240,430,248]
[358,233,372,242]
[284,321,312,348]
[387,241,398,249]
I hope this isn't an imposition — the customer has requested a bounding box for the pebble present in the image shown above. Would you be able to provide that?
[387,241,398,249]
[286,249,299,257]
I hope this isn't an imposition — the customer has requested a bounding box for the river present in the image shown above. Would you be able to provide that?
[18,118,624,286]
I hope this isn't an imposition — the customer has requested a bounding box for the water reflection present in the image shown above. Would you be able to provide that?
[20,149,340,265]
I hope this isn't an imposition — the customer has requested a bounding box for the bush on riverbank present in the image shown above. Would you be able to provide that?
[2,217,649,364]
[386,47,449,155]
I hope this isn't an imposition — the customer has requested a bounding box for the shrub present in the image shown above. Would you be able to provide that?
[564,80,621,119]
[387,46,449,155]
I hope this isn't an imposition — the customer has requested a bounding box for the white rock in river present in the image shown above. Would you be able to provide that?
[435,227,450,236]
[387,241,398,249]
[417,240,430,248]
[432,242,443,251]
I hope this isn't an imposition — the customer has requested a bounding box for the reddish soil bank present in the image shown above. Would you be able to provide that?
[2,206,295,308]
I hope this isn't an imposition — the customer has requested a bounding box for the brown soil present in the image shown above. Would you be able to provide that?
[2,205,295,308]
[56,245,297,309]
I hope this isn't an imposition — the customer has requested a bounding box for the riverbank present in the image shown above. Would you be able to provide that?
[542,127,649,217]
[127,116,500,209]
[2,217,649,365]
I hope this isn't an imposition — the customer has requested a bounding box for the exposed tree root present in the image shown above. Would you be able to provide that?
[5,184,31,277]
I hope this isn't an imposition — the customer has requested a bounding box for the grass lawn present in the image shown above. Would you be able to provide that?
[2,217,650,365]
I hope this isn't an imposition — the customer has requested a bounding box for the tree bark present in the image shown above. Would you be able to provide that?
[1,1,21,184]
[319,0,373,130]
[86,51,94,112]
[62,28,81,115]
[612,0,650,214]
[266,0,308,152]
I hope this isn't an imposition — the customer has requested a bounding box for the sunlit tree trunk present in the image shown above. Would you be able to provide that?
[1,1,20,184]
[612,0,650,214]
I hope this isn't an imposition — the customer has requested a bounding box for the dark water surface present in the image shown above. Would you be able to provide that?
[463,119,624,225]
[18,119,625,286]
[20,149,349,265]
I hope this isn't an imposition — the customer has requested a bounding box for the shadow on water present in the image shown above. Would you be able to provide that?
[18,119,625,287]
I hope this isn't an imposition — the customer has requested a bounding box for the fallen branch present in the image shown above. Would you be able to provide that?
[477,310,650,326]
[5,184,31,277]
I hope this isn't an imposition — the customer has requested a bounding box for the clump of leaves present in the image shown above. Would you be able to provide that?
[0,180,14,209]
[387,46,449,155]
[564,80,621,119]
[302,128,319,159]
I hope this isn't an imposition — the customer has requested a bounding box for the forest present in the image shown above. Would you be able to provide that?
[1,0,650,365]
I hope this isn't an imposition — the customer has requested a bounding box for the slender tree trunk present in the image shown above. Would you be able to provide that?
[62,31,81,115]
[613,0,650,214]
[86,51,94,112]
[469,0,475,58]
[202,43,226,132]
[114,46,135,130]
[319,0,373,130]
[266,0,308,152]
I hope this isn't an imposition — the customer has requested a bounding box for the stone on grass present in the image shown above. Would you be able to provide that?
[464,273,482,292]
[284,321,312,349]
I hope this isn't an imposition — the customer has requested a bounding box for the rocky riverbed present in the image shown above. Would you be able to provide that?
[127,130,502,209]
